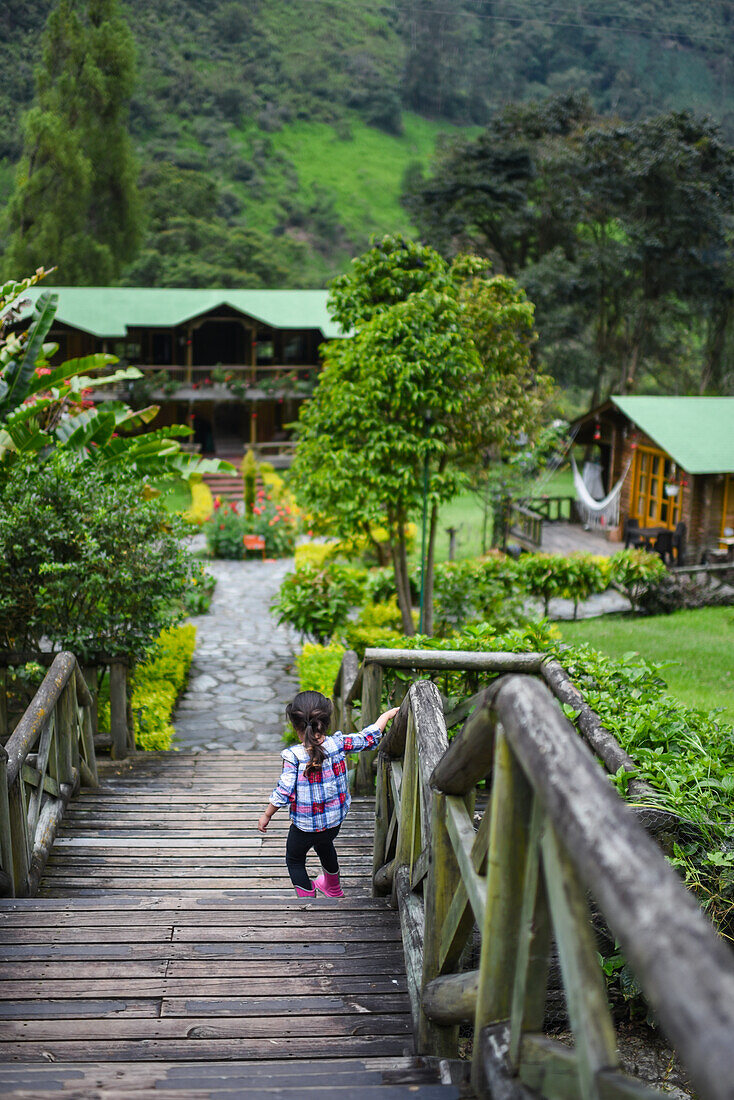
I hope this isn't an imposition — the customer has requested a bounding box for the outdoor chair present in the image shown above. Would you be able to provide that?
[653,530,674,565]
[672,521,687,566]
[623,517,642,549]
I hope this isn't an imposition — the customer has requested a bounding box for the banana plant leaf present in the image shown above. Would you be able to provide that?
[0,292,58,419]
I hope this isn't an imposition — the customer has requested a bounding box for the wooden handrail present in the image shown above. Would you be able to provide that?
[0,652,99,897]
[1,651,134,760]
[352,646,734,1099]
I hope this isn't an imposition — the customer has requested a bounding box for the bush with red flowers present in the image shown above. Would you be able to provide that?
[202,489,297,559]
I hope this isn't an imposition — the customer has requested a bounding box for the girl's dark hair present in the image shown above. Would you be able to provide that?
[286,690,332,776]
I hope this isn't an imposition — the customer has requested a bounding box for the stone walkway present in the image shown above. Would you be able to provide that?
[173,558,299,752]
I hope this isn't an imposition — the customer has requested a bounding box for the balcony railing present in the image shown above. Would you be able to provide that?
[95,363,319,401]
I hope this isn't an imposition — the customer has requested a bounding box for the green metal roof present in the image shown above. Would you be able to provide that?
[611,396,734,474]
[9,287,345,340]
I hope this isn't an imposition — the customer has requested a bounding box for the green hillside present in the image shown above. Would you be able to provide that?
[1,1,733,286]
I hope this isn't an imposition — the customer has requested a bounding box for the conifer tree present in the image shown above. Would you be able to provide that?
[5,0,140,284]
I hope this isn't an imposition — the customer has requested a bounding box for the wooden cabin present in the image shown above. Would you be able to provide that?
[14,287,345,461]
[571,397,734,564]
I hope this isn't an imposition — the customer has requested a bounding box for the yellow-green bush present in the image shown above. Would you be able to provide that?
[184,479,214,524]
[131,624,196,750]
[335,522,417,565]
[296,641,347,697]
[294,542,339,569]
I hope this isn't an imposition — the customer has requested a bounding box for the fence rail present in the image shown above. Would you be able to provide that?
[0,652,99,898]
[1,652,134,761]
[334,647,734,1100]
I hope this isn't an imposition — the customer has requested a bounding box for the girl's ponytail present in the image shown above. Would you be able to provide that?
[286,691,332,777]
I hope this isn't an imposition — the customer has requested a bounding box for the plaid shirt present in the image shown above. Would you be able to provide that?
[269,724,382,832]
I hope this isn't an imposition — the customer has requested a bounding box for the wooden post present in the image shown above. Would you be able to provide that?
[7,770,30,896]
[419,790,462,1055]
[0,746,14,897]
[372,755,392,897]
[126,665,135,753]
[109,661,129,760]
[392,712,420,904]
[57,685,75,787]
[472,726,533,1096]
[355,662,382,794]
[541,823,619,1098]
[509,797,551,1065]
[82,666,99,739]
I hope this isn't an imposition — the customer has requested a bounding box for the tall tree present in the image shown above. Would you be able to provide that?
[5,0,141,284]
[291,236,547,634]
[405,97,734,400]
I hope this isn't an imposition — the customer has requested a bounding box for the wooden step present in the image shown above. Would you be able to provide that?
[0,751,466,1096]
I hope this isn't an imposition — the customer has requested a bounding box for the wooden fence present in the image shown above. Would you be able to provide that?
[334,647,734,1100]
[0,652,99,898]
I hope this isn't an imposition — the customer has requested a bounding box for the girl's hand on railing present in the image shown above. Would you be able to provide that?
[376,707,400,732]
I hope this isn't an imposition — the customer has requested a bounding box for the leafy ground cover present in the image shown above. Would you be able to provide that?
[558,608,734,724]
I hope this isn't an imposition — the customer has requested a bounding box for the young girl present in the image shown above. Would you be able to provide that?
[257,690,399,898]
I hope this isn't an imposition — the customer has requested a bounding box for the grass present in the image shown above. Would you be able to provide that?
[426,468,576,564]
[557,607,734,724]
[230,111,474,257]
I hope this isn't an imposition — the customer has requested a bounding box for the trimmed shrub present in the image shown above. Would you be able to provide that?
[184,478,214,523]
[608,549,667,610]
[272,562,367,643]
[296,642,347,697]
[131,625,196,750]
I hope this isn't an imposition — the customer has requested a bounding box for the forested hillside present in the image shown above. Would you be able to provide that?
[1,0,733,288]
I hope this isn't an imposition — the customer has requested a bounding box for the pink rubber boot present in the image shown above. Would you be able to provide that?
[294,884,316,897]
[313,870,344,898]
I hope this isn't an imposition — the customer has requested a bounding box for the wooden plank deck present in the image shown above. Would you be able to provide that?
[0,751,461,1098]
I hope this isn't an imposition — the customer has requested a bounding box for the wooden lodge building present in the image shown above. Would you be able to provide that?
[16,287,345,461]
[572,397,734,564]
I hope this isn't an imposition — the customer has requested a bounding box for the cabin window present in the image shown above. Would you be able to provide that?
[631,446,683,530]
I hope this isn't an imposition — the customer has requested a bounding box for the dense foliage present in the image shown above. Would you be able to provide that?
[0,454,195,660]
[1,2,732,288]
[128,624,196,751]
[272,548,667,646]
[405,95,734,399]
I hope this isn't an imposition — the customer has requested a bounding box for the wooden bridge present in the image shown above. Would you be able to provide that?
[2,650,734,1098]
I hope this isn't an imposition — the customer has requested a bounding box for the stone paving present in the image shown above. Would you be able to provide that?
[173,557,299,752]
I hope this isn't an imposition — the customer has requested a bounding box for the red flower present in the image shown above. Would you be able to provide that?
[214,497,221,510]
[35,366,52,377]
[219,523,225,530]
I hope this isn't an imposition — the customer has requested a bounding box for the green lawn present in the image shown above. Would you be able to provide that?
[427,469,576,564]
[558,607,734,724]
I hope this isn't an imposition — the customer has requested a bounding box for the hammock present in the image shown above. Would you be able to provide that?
[571,454,632,530]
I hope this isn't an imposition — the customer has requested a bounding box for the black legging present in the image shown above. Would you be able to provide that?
[285,823,341,890]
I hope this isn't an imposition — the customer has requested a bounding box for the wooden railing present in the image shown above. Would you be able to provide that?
[507,502,544,550]
[1,652,135,761]
[0,653,99,898]
[124,363,317,388]
[523,494,577,523]
[334,648,734,1100]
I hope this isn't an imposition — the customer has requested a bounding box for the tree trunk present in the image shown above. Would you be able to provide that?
[398,518,415,635]
[389,514,415,636]
[423,499,440,637]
